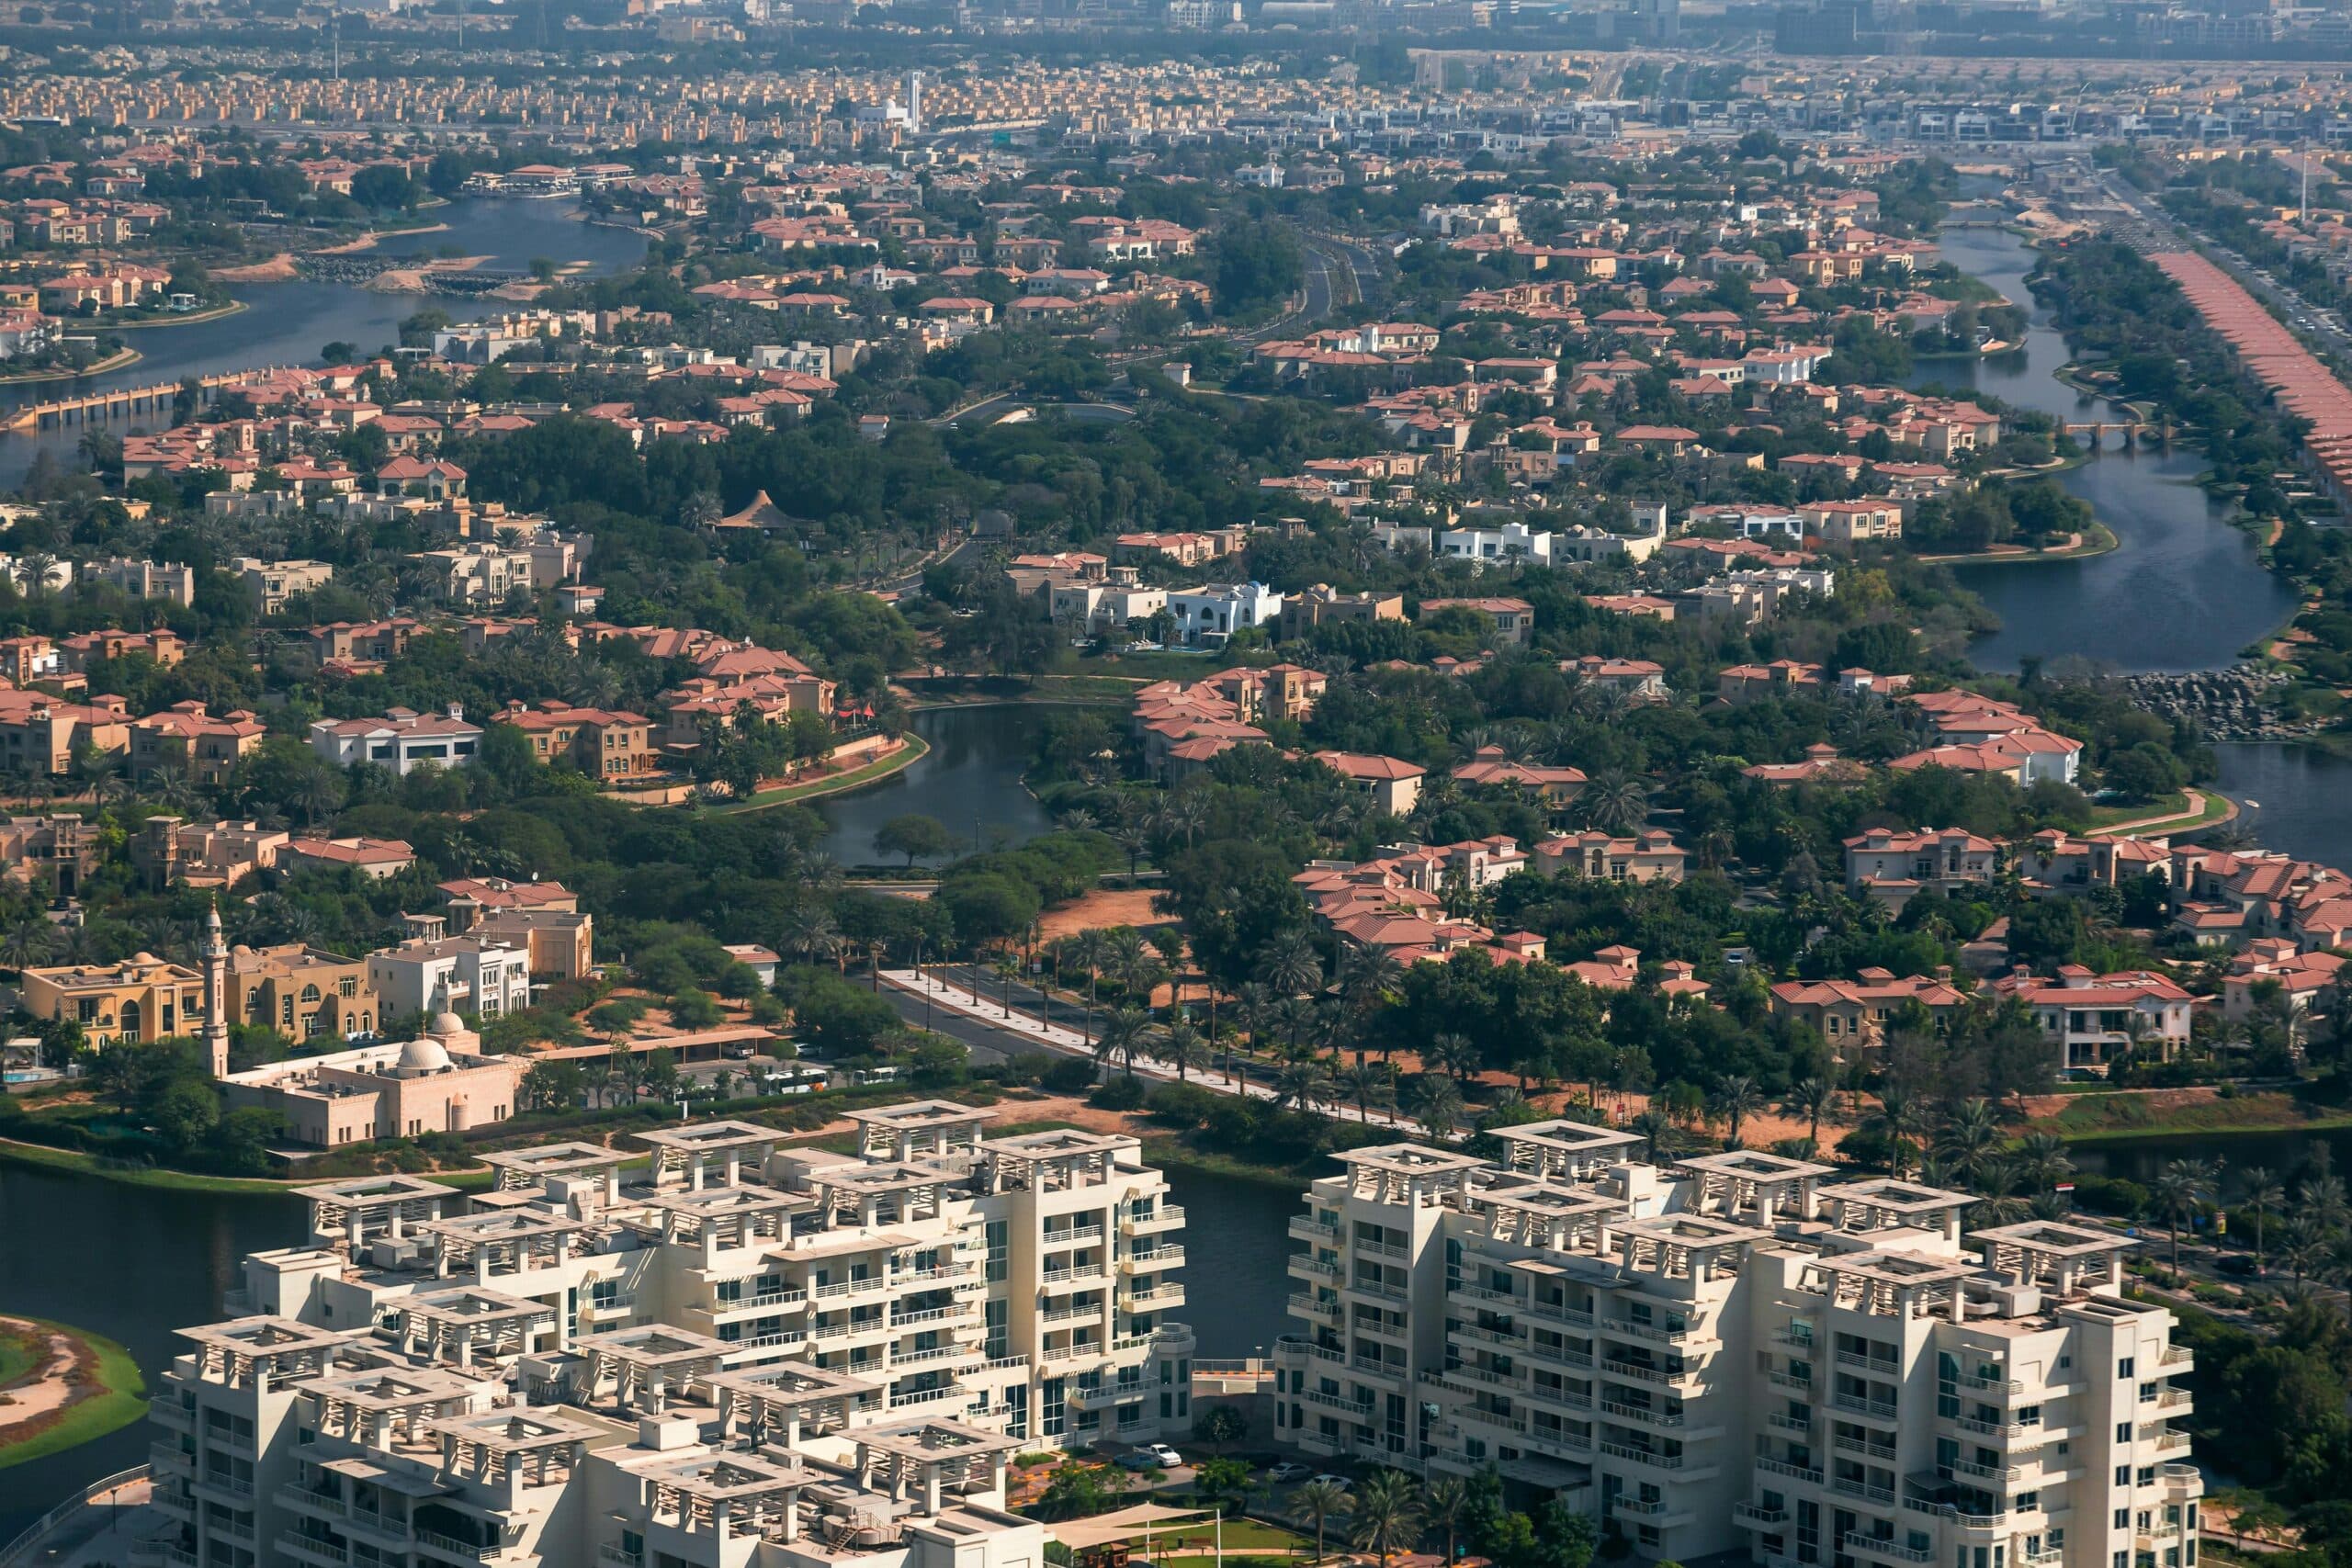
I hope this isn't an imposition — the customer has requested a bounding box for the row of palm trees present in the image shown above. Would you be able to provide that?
[1283,1470,1474,1568]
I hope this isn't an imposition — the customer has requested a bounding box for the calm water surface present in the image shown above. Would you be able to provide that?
[814,706,1060,865]
[1921,228,2297,675]
[0,199,646,491]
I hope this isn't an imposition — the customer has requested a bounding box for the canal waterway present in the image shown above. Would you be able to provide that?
[1918,226,2297,675]
[0,198,646,491]
[814,705,1062,866]
[0,1153,1298,1539]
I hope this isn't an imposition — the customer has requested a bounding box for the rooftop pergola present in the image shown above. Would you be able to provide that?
[848,1418,1022,1512]
[1334,1143,1485,1206]
[480,1140,629,1193]
[638,1181,812,1249]
[576,1325,731,1415]
[1611,1213,1773,1281]
[394,1286,556,1368]
[1675,1149,1836,1225]
[706,1362,881,1447]
[431,1405,603,1490]
[1490,1119,1644,1182]
[633,1449,812,1545]
[1969,1220,2132,1296]
[976,1128,1136,1193]
[300,1364,479,1453]
[1461,1175,1623,1249]
[808,1161,962,1228]
[292,1174,461,1252]
[852,1100,994,1164]
[639,1120,786,1192]
[419,1208,588,1280]
[1815,1179,1973,1244]
[1801,1248,1981,1320]
[178,1317,356,1391]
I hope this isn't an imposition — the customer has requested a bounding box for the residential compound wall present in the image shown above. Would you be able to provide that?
[1272,1126,2199,1568]
[144,1104,1193,1568]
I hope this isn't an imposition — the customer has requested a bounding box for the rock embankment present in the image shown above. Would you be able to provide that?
[2115,666,2314,739]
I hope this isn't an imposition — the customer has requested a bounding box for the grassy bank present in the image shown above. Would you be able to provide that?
[0,1318,148,1471]
[0,346,141,386]
[106,299,246,330]
[715,734,928,813]
[1917,518,2120,568]
[2030,1089,2352,1145]
[0,1136,309,1196]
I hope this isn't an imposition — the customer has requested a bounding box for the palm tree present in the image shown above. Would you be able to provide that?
[1711,1074,1766,1146]
[2015,1133,2075,1197]
[1631,1106,1674,1164]
[1421,1476,1467,1566]
[1578,769,1652,835]
[1411,1074,1467,1138]
[1256,930,1325,999]
[1153,1021,1212,1082]
[2240,1167,2284,1273]
[2150,1159,2209,1283]
[1336,1061,1396,1124]
[1935,1099,2005,1188]
[1288,1479,1351,1564]
[780,907,845,971]
[1094,1006,1152,1078]
[1349,1472,1423,1568]
[1860,1091,1930,1179]
[1274,1058,1336,1114]
[0,918,56,974]
[1429,1032,1480,1085]
[2280,1214,2329,1291]
[1780,1077,1835,1148]
[2299,1172,2348,1235]
[1069,929,1112,1042]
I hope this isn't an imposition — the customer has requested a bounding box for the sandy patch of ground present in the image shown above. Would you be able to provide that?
[0,1317,90,1432]
[367,255,492,293]
[1038,887,1168,941]
[213,253,298,282]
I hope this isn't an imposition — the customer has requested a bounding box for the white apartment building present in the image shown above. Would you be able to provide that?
[1438,522,1555,570]
[311,705,485,776]
[368,935,533,1021]
[85,556,198,605]
[142,1105,1192,1568]
[1272,1127,2200,1568]
[1168,582,1284,648]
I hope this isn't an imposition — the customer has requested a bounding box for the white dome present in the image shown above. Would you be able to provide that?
[397,1036,453,1073]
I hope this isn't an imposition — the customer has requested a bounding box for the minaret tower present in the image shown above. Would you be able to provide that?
[200,902,230,1077]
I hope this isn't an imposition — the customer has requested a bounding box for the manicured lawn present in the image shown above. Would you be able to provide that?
[716,735,929,813]
[2033,1089,2352,1143]
[0,1318,149,1471]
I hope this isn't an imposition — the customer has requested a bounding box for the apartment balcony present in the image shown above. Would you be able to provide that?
[1454,1282,1521,1307]
[1829,1474,1896,1506]
[1527,1342,1594,1371]
[149,1443,193,1473]
[1350,1355,1405,1382]
[1123,1207,1184,1235]
[1601,1316,1713,1348]
[277,1535,353,1567]
[1043,1264,1109,1291]
[1289,1216,1338,1244]
[1945,1458,2022,1484]
[1524,1300,1593,1330]
[1275,1335,1344,1367]
[1299,1386,1377,1419]
[715,1287,808,1316]
[1288,1293,1341,1325]
[1521,1427,1592,1461]
[150,1486,193,1523]
[1611,1497,1695,1526]
[1767,1411,1815,1436]
[1836,1350,1902,1376]
[889,1304,974,1330]
[1832,1392,1899,1424]
[810,1314,895,1343]
[1289,1256,1340,1281]
[1043,1302,1106,1325]
[192,1472,255,1503]
[1773,1329,1817,1352]
[2147,1428,2191,1454]
[1045,1224,1107,1249]
[598,1546,645,1568]
[276,1484,347,1518]
[1122,1247,1184,1273]
[1359,1237,1410,1260]
[2160,1348,2194,1372]
[1596,1438,1699,1473]
[150,1401,192,1431]
[2154,1388,2193,1415]
[1599,1400,1686,1430]
[888,1382,972,1412]
[1526,1384,1592,1412]
[1954,1368,2021,1394]
[1754,1457,1825,1484]
[1834,1431,1897,1462]
[415,1527,506,1562]
[809,1276,891,1301]
[1903,1500,2010,1531]
[735,1329,807,1351]
[1845,1536,1934,1564]
[891,1345,967,1370]
[1945,1414,2027,1440]
[584,1293,638,1321]
[1122,1283,1186,1312]
[1344,1277,1409,1303]
[1451,1321,1524,1349]
[1769,1371,1815,1395]
[1599,1359,1699,1390]
[1446,1361,1522,1392]
[1042,1340,1108,1364]
[1734,1504,1792,1529]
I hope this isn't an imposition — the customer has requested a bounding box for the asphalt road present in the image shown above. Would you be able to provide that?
[2100,174,2352,358]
